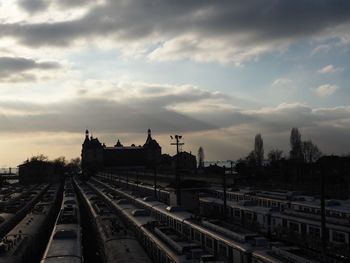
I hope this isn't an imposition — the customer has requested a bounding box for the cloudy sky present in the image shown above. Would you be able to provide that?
[1,0,350,166]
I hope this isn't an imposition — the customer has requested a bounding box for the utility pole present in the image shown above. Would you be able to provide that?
[320,163,327,262]
[136,171,139,192]
[154,160,158,200]
[170,134,184,206]
[228,160,234,175]
[223,166,227,219]
[126,171,129,189]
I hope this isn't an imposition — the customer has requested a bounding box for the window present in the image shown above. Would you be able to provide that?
[331,212,341,218]
[234,209,240,217]
[206,236,213,249]
[183,225,190,237]
[309,226,320,238]
[289,222,299,233]
[194,231,201,242]
[218,242,227,256]
[245,212,253,221]
[176,222,182,231]
[333,231,346,243]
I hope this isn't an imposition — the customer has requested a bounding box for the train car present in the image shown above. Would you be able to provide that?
[87,180,221,263]
[91,177,271,263]
[41,179,82,263]
[200,192,350,260]
[0,185,29,210]
[0,184,49,238]
[0,184,61,263]
[252,244,319,263]
[74,179,151,263]
[95,172,170,204]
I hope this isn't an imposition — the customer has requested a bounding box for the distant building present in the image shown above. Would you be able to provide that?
[171,151,197,173]
[81,129,161,176]
[168,180,208,212]
[18,160,60,184]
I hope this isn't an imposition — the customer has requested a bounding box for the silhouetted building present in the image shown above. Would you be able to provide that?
[81,129,161,176]
[168,180,208,212]
[172,151,197,173]
[18,160,60,184]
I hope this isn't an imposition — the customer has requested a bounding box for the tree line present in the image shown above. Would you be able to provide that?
[246,127,322,166]
[234,128,349,198]
[25,154,81,175]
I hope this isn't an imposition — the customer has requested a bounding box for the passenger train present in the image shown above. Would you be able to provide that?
[41,178,82,263]
[0,184,49,239]
[96,172,350,261]
[74,179,151,263]
[0,184,61,263]
[89,177,269,263]
[85,180,219,263]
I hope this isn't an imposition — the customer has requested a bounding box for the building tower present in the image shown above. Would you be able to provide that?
[81,129,103,178]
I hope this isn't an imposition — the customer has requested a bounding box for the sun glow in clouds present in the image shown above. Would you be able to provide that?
[0,0,350,165]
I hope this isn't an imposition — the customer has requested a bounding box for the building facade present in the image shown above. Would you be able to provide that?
[18,160,61,184]
[81,129,161,176]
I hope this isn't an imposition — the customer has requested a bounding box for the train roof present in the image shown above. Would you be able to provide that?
[44,224,81,259]
[252,246,318,263]
[41,257,82,263]
[135,197,167,209]
[200,197,272,214]
[0,213,14,222]
[104,238,151,263]
[291,199,350,214]
[274,211,350,231]
[184,218,260,253]
[6,212,46,239]
[124,209,158,227]
[152,205,192,222]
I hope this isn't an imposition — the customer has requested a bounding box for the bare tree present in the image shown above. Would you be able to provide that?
[53,156,67,166]
[303,140,322,163]
[67,157,81,174]
[246,150,257,167]
[268,149,284,163]
[197,146,205,169]
[254,134,264,166]
[30,154,48,162]
[290,128,303,161]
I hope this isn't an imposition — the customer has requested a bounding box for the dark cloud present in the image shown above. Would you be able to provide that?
[1,1,350,62]
[0,56,61,82]
[57,0,97,8]
[18,0,97,13]
[1,93,349,155]
[18,0,48,14]
[0,98,214,134]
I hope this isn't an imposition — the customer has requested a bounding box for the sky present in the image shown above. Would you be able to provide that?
[0,0,350,166]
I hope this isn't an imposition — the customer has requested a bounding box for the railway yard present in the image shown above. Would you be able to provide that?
[0,173,349,263]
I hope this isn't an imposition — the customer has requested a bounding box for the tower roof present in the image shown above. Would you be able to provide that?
[115,139,123,147]
[82,130,103,149]
[143,128,160,149]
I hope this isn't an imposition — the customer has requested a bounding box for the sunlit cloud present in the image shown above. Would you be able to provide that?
[0,1,350,165]
[316,84,339,97]
[318,64,344,74]
[1,1,350,63]
[271,78,292,87]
